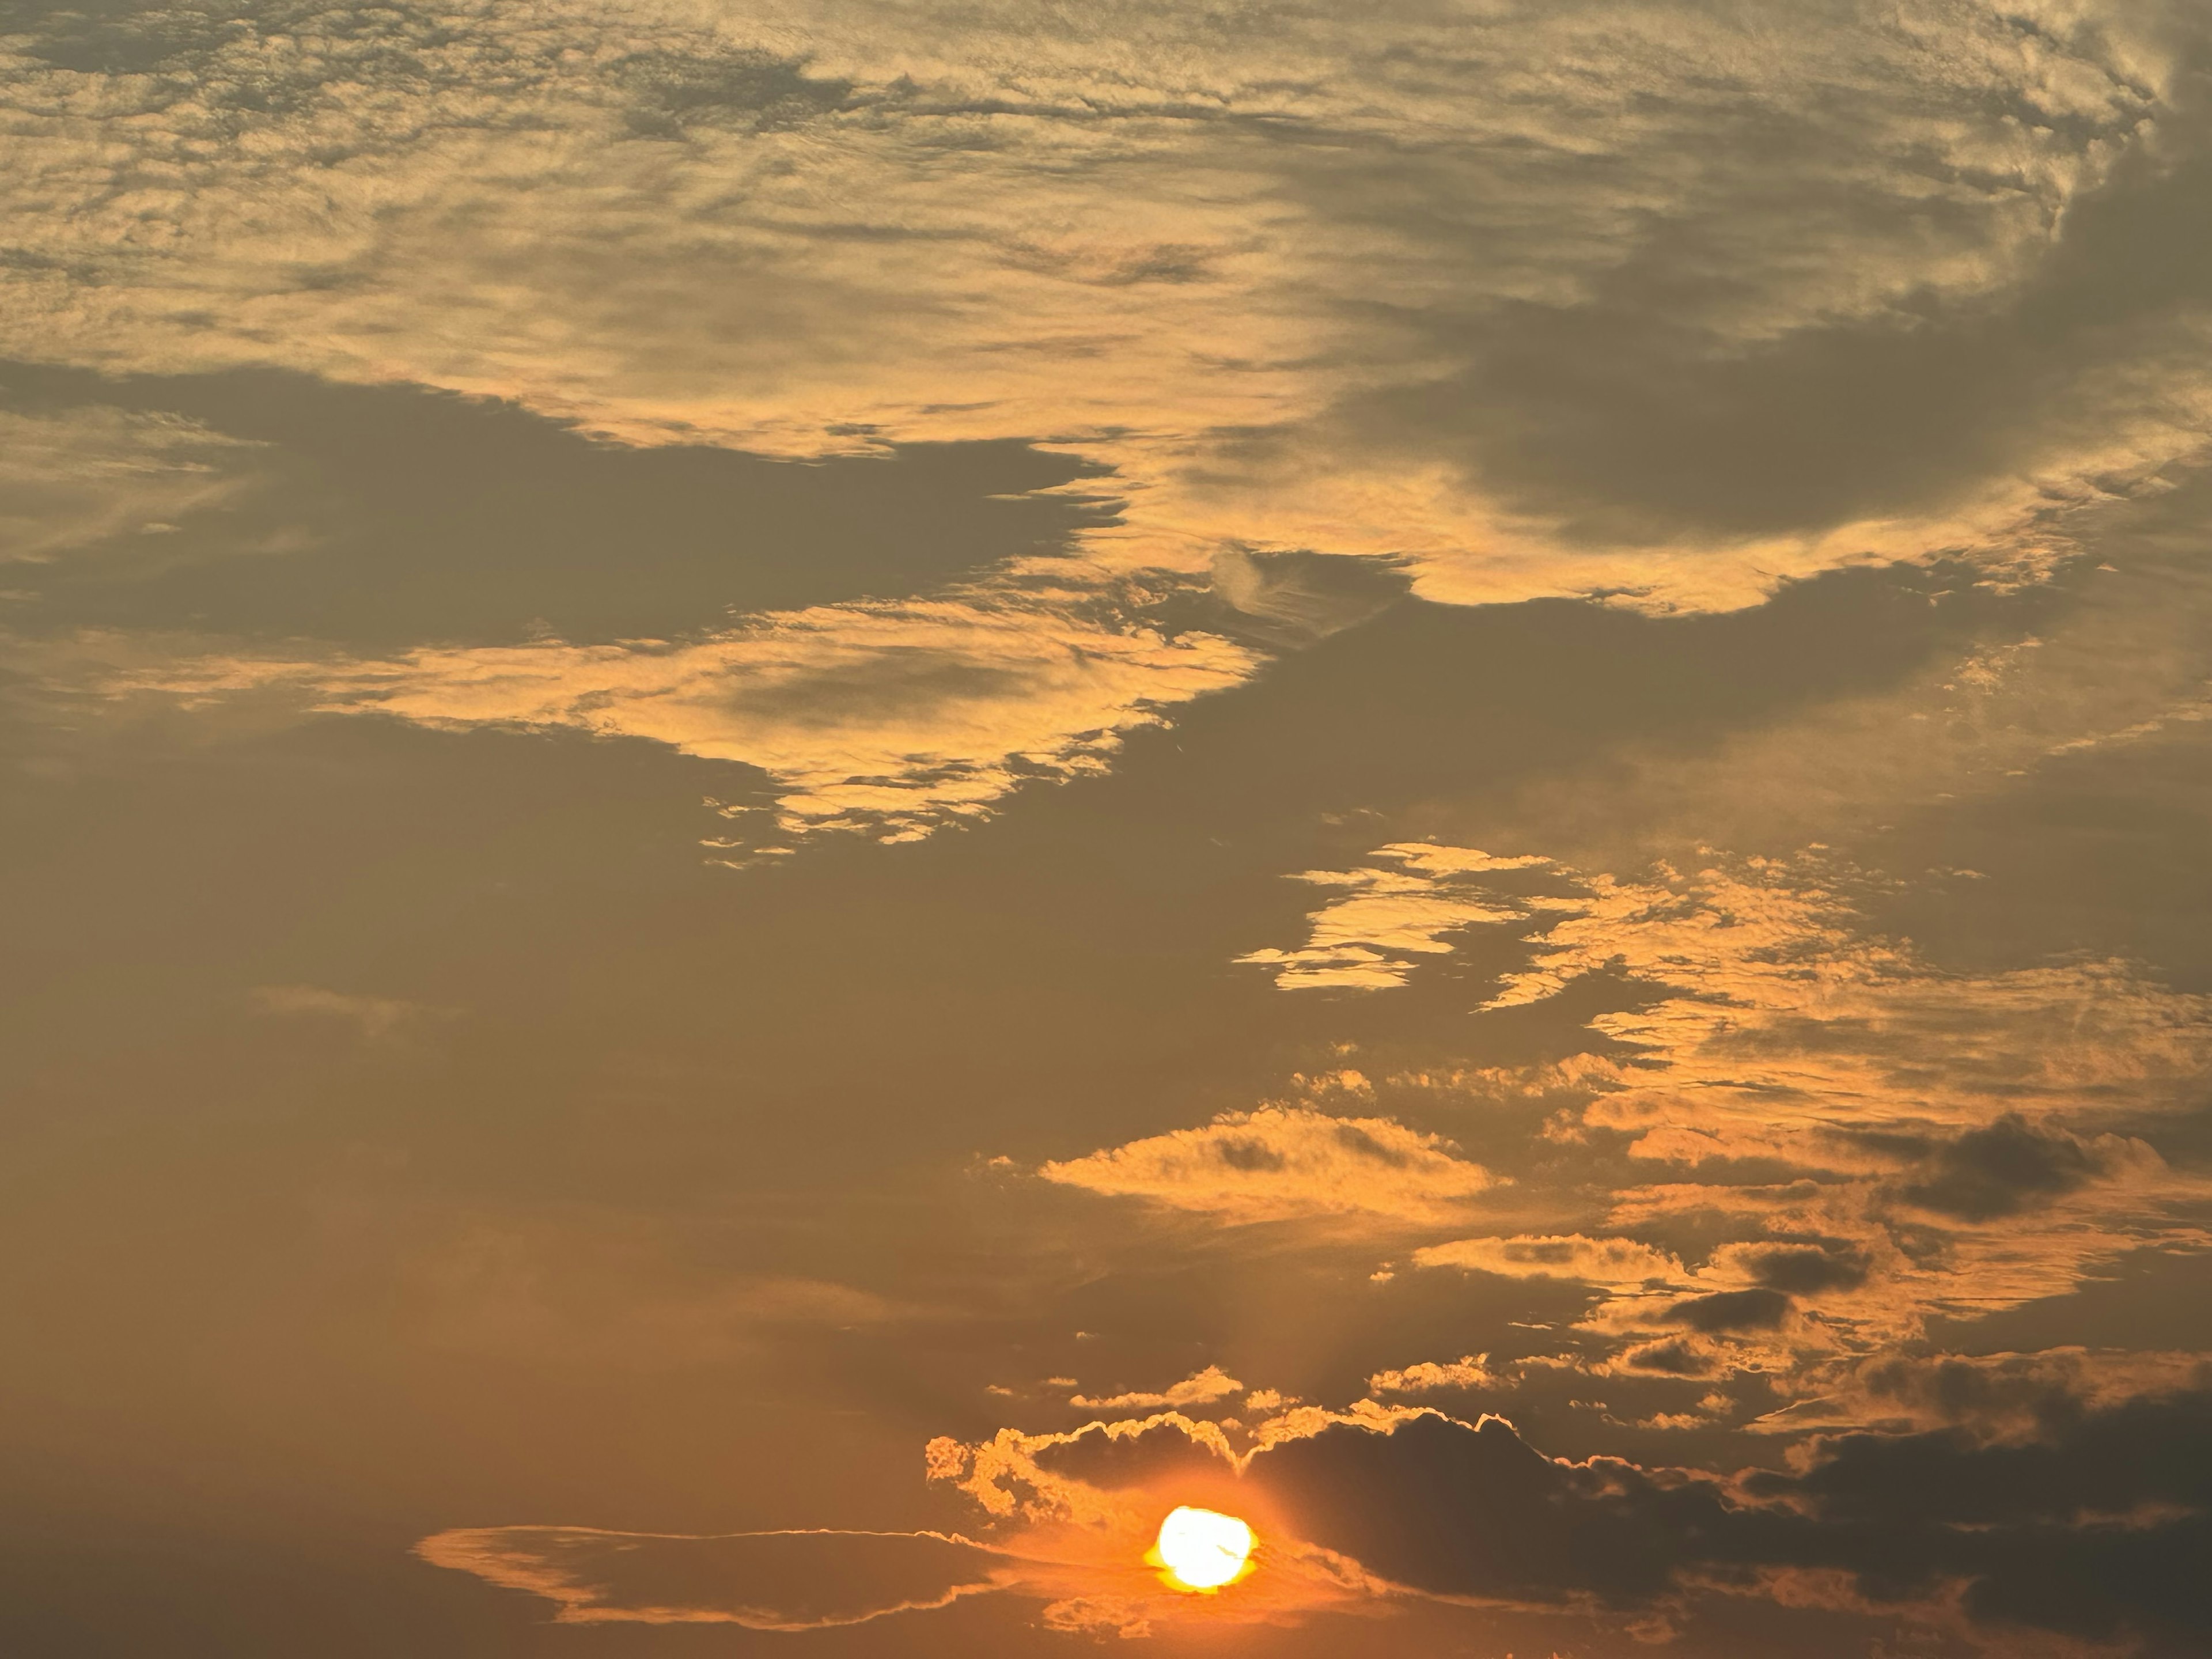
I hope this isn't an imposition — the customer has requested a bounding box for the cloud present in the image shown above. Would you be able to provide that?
[1755,1347,2212,1442]
[1036,1105,1501,1225]
[1366,1355,1502,1399]
[1897,1113,2109,1221]
[1069,1364,1243,1412]
[92,577,1258,839]
[0,363,1126,649]
[1254,846,2212,1385]
[393,1213,901,1369]
[1249,1393,2212,1650]
[913,1377,2212,1650]
[3,0,2206,616]
[0,405,261,563]
[1411,1234,1683,1288]
[1235,845,1560,989]
[248,983,434,1040]
[422,1414,1402,1641]
[412,1525,1007,1629]
[438,1367,2212,1649]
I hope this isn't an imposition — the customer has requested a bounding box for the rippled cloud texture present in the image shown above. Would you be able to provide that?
[9,2,2212,1657]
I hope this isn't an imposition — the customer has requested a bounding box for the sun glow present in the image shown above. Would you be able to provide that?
[1150,1505,1255,1591]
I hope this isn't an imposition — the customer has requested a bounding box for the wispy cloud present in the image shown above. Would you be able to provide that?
[1245,844,2212,1388]
[1037,1104,1501,1225]
[1236,846,1558,988]
[91,578,1257,839]
[248,984,437,1040]
[413,1526,1007,1629]
[0,406,261,563]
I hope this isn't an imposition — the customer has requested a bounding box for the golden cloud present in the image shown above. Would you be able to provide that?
[1365,1355,1503,1398]
[1236,845,1557,988]
[1411,1234,1684,1287]
[1069,1364,1244,1412]
[1252,844,2212,1388]
[91,579,1257,839]
[2,0,2198,613]
[1037,1105,1501,1225]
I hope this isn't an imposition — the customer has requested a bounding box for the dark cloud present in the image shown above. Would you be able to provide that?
[1331,96,2212,549]
[1900,1115,2105,1221]
[1253,1389,2212,1650]
[1668,1287,1792,1334]
[1622,1339,1716,1377]
[1257,1411,1730,1607]
[1743,1244,1869,1296]
[1032,1419,1242,1495]
[615,48,853,140]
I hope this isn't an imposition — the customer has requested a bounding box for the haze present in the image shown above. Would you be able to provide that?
[5,2,2211,1655]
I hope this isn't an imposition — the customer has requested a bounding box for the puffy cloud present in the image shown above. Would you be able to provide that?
[1069,1364,1244,1412]
[1036,1105,1501,1225]
[1366,1355,1503,1399]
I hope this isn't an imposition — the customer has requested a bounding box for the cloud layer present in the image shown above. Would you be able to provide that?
[8,0,2210,609]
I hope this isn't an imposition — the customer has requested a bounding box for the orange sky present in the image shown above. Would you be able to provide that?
[6,3,2212,1656]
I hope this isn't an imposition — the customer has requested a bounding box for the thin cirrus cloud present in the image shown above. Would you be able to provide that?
[1750,1345,2212,1441]
[1244,844,2212,1153]
[3,0,2205,614]
[412,1525,1009,1630]
[247,983,438,1040]
[0,404,263,565]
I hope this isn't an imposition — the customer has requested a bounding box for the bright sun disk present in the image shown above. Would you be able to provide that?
[1152,1505,1254,1590]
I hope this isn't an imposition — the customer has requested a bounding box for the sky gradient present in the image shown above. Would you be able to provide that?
[6,2,2212,1655]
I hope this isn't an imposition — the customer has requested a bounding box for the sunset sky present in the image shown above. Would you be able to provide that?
[6,2,2212,1655]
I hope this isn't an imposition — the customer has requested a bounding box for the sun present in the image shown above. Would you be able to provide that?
[1150,1505,1255,1592]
